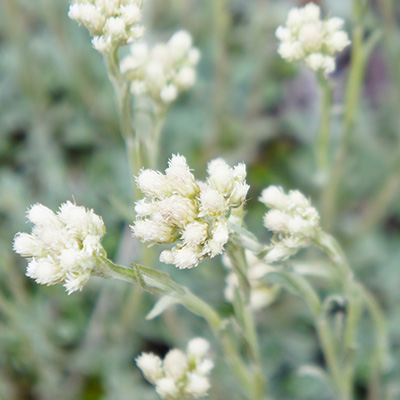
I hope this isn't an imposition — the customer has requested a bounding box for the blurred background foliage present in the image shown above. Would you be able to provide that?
[1,0,400,399]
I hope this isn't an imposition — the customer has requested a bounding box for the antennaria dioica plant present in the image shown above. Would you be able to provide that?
[4,0,400,399]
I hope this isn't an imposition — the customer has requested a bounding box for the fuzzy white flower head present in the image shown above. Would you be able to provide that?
[122,30,200,104]
[137,338,213,400]
[132,154,248,269]
[14,202,106,294]
[136,353,164,384]
[276,2,350,74]
[68,0,145,53]
[185,373,211,397]
[187,338,210,360]
[260,186,321,263]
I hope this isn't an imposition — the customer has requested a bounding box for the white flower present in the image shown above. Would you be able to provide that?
[160,84,178,103]
[68,0,145,53]
[121,30,200,104]
[259,186,288,210]
[136,353,164,384]
[14,202,106,294]
[155,378,179,399]
[132,155,248,269]
[137,338,213,400]
[276,2,350,74]
[187,338,210,360]
[260,186,321,263]
[164,349,188,380]
[185,373,210,396]
[132,220,176,244]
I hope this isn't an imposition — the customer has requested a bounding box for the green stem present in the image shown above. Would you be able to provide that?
[95,257,257,399]
[321,25,364,227]
[316,74,334,176]
[226,244,266,400]
[148,104,168,169]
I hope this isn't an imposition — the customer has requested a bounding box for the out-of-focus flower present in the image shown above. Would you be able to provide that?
[132,154,249,269]
[223,251,280,310]
[120,30,200,104]
[260,186,320,263]
[68,0,145,53]
[276,2,350,74]
[13,202,106,294]
[136,337,213,400]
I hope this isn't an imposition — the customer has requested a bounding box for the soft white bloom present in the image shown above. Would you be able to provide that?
[137,338,213,400]
[136,169,171,198]
[14,202,106,294]
[185,373,210,396]
[132,154,248,269]
[132,220,176,244]
[276,2,350,74]
[187,338,210,360]
[160,84,178,103]
[259,186,289,209]
[68,0,145,53]
[155,378,179,399]
[260,186,321,263]
[164,350,188,380]
[121,30,200,104]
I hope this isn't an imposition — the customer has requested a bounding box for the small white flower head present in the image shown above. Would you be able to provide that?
[155,378,179,399]
[122,30,200,104]
[185,373,211,397]
[260,186,321,263]
[68,0,145,53]
[14,202,106,294]
[160,84,178,103]
[164,349,188,380]
[132,155,249,269]
[187,338,210,360]
[276,2,350,74]
[137,338,213,400]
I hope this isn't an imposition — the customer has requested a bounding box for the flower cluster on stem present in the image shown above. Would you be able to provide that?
[132,154,249,269]
[68,0,145,53]
[121,30,201,104]
[276,2,350,74]
[13,202,106,294]
[136,337,213,400]
[260,186,320,263]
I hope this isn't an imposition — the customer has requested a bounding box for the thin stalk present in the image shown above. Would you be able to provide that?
[148,105,168,169]
[226,244,266,400]
[321,25,364,227]
[95,257,257,399]
[316,74,334,176]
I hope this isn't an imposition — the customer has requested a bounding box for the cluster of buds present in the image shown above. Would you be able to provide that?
[68,0,145,53]
[13,202,106,294]
[132,154,249,269]
[260,186,320,263]
[136,338,213,400]
[276,2,350,74]
[223,251,280,311]
[120,30,200,104]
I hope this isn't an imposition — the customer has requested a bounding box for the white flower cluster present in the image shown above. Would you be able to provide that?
[260,186,320,263]
[68,0,144,53]
[13,202,106,294]
[276,2,350,74]
[223,251,279,311]
[136,338,213,400]
[120,31,200,104]
[132,154,249,269]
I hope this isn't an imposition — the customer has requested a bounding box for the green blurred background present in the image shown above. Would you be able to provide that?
[1,0,400,399]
